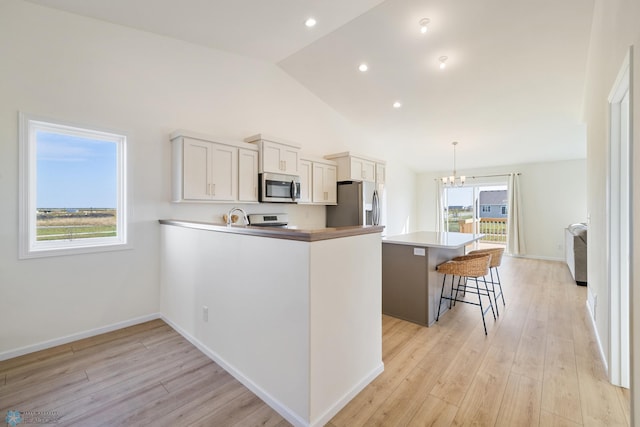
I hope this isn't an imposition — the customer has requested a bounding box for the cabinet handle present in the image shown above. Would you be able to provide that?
[212,183,216,196]
[207,183,211,195]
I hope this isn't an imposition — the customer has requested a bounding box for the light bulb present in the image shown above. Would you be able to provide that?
[393,101,402,109]
[358,63,368,72]
[439,56,448,69]
[419,18,430,34]
[305,18,316,28]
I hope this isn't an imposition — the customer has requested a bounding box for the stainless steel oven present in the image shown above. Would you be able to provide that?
[259,172,300,203]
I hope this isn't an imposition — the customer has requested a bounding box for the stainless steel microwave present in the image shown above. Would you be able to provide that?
[259,172,300,203]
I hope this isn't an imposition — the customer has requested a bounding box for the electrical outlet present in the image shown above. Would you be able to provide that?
[202,306,208,322]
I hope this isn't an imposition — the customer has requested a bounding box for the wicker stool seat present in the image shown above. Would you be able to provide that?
[467,248,505,314]
[436,253,495,335]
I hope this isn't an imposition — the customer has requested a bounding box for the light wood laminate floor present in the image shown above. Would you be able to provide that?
[0,257,630,426]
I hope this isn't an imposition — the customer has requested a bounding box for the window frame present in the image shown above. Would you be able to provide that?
[18,112,130,259]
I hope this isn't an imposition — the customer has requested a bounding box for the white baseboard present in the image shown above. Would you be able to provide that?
[160,315,309,427]
[0,313,161,362]
[586,300,608,373]
[310,362,384,427]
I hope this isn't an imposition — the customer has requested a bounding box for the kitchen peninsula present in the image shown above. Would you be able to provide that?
[382,231,484,327]
[159,220,384,427]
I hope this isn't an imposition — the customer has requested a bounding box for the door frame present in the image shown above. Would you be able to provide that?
[607,47,633,388]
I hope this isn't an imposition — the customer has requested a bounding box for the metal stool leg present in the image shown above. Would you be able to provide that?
[482,276,496,320]
[474,277,488,335]
[495,267,505,305]
[436,274,447,321]
[489,268,499,317]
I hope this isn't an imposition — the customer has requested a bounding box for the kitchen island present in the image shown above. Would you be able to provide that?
[159,220,384,427]
[382,231,484,327]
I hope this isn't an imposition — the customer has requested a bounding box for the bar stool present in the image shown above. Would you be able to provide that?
[435,253,495,335]
[468,248,505,314]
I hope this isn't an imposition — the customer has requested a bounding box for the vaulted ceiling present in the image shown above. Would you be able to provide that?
[26,0,595,172]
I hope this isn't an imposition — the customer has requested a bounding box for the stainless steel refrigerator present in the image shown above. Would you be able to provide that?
[326,180,382,227]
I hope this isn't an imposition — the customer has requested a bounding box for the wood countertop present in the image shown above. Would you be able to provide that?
[159,219,384,242]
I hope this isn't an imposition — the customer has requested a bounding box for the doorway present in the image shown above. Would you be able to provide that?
[444,183,508,247]
[607,48,632,389]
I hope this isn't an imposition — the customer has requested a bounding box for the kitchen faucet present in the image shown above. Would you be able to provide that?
[226,207,249,226]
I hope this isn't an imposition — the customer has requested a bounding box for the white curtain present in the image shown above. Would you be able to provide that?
[507,173,526,255]
[435,179,445,232]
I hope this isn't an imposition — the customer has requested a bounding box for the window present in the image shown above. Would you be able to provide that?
[481,205,491,213]
[501,206,508,215]
[19,113,129,258]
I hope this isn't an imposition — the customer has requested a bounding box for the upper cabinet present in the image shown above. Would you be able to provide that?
[244,134,300,175]
[299,156,337,205]
[312,162,337,205]
[298,159,313,204]
[325,152,386,184]
[171,130,258,203]
[376,162,386,186]
[350,157,376,182]
[238,148,259,202]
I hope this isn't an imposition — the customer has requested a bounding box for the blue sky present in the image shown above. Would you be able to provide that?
[36,131,117,208]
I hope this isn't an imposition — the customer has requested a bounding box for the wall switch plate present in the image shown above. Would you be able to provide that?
[413,248,426,256]
[202,306,208,322]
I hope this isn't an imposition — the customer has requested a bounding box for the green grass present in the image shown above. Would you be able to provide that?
[37,226,116,241]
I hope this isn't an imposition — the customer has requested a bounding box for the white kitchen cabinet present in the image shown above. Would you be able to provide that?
[181,137,237,201]
[244,134,301,175]
[171,130,258,203]
[312,162,337,205]
[325,152,385,184]
[376,162,386,186]
[350,157,376,182]
[238,148,258,202]
[298,159,312,204]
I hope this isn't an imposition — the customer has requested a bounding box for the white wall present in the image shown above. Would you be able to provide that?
[0,0,417,355]
[417,159,587,260]
[582,0,640,419]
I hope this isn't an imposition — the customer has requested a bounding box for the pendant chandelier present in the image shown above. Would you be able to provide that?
[441,141,465,187]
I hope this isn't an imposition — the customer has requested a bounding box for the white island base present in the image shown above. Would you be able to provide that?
[160,222,384,427]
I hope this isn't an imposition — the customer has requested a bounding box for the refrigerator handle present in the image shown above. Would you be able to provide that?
[373,189,380,225]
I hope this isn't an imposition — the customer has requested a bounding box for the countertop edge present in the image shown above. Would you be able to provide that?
[382,232,485,249]
[159,219,384,242]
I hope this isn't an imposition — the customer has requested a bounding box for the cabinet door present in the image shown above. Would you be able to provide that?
[183,138,212,200]
[324,165,337,204]
[376,163,386,185]
[298,160,312,203]
[312,163,325,203]
[312,164,337,204]
[238,149,258,202]
[282,147,299,174]
[210,143,237,201]
[350,157,375,182]
[261,141,282,173]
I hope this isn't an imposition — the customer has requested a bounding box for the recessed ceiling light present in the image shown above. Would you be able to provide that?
[393,101,402,109]
[358,63,369,72]
[305,18,317,28]
[419,18,430,34]
[439,56,448,69]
